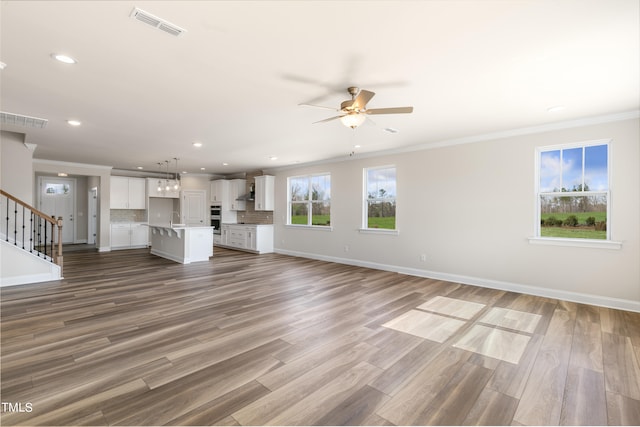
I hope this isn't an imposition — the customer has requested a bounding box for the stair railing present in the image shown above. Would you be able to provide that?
[1,189,63,272]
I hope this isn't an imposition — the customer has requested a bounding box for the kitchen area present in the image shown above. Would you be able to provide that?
[210,172,275,254]
[109,170,274,264]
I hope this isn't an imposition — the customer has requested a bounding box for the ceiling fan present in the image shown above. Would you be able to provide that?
[302,86,413,129]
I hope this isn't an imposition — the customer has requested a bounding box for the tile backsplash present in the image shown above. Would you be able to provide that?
[110,209,147,223]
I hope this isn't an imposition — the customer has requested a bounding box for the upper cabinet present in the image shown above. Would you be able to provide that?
[210,179,229,203]
[147,178,179,198]
[254,175,274,211]
[229,179,246,211]
[110,176,146,209]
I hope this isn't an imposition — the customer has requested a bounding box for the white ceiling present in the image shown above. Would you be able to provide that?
[1,0,638,176]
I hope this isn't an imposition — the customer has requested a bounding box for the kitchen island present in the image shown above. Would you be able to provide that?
[149,225,214,264]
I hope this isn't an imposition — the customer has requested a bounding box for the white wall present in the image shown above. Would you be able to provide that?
[179,174,211,198]
[0,240,61,286]
[272,117,640,310]
[1,131,34,203]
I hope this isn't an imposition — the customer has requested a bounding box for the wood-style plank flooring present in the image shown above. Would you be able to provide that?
[1,247,639,426]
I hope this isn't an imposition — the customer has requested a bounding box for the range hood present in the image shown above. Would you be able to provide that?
[235,192,254,201]
[235,182,255,201]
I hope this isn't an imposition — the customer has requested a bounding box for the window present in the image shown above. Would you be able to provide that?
[536,140,609,241]
[288,173,331,227]
[44,182,70,195]
[363,166,396,230]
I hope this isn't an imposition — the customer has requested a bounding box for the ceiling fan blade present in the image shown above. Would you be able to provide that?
[351,89,375,110]
[299,103,338,111]
[312,115,343,124]
[366,106,413,115]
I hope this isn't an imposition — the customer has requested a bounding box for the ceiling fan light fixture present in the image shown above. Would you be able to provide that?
[340,113,366,129]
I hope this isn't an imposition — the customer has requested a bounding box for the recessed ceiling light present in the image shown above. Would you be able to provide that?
[200,167,205,171]
[51,53,77,64]
[547,105,566,113]
[67,119,81,126]
[57,172,68,177]
[354,144,361,148]
[269,156,278,161]
[222,162,229,166]
[193,142,203,148]
[136,166,143,170]
[0,62,6,70]
[182,170,188,174]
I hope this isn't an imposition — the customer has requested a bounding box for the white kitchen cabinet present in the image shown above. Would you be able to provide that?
[228,179,246,211]
[220,226,229,246]
[110,177,129,209]
[147,178,179,198]
[131,223,150,247]
[254,175,274,211]
[218,224,273,254]
[210,179,229,203]
[111,223,132,248]
[213,233,222,245]
[111,223,148,249]
[111,176,146,208]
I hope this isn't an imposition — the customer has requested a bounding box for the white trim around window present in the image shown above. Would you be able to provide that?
[531,139,622,249]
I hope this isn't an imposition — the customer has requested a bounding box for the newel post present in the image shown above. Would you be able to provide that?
[56,216,63,271]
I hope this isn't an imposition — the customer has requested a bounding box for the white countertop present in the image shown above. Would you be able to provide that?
[221,223,273,226]
[149,223,215,230]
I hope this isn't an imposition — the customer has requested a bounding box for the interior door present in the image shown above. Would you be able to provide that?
[181,190,206,226]
[88,187,98,245]
[38,177,76,243]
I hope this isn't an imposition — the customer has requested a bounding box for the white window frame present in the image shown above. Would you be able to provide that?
[286,173,332,230]
[361,165,398,235]
[529,139,621,249]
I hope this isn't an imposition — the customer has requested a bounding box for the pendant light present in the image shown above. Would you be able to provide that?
[157,163,163,192]
[173,158,180,191]
[164,160,171,191]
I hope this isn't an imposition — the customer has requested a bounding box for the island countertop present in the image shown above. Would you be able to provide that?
[149,225,214,264]
[148,224,215,230]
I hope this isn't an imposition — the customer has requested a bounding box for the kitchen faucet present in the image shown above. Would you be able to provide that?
[170,211,181,227]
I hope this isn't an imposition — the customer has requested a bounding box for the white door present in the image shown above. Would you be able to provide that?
[181,190,206,226]
[88,187,98,245]
[38,177,76,243]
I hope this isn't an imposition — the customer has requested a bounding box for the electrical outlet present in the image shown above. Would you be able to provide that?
[420,254,426,262]
[344,245,350,252]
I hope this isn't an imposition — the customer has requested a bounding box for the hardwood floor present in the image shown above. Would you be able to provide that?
[1,247,639,426]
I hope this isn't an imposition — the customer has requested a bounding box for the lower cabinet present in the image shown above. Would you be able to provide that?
[213,233,222,245]
[111,223,149,249]
[218,224,273,254]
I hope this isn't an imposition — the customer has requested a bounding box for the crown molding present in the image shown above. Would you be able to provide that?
[272,110,640,172]
[33,159,113,170]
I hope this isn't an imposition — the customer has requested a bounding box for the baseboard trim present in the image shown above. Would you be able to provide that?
[0,270,62,287]
[275,249,640,313]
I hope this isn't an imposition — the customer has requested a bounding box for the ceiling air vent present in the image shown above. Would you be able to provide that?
[129,7,186,37]
[0,111,48,128]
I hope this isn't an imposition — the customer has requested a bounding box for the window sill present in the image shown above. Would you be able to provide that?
[359,228,399,236]
[285,224,333,231]
[528,237,622,250]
